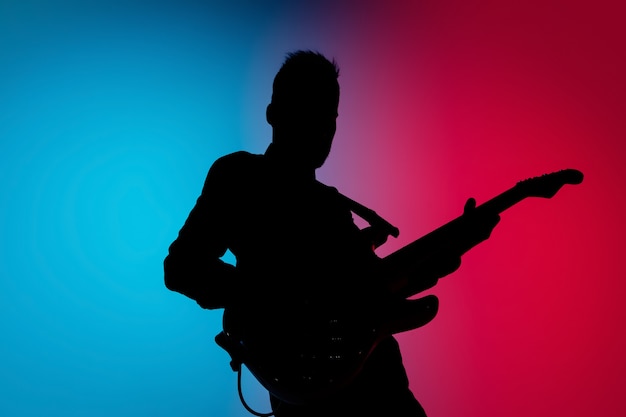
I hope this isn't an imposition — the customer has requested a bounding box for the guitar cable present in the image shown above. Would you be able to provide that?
[237,365,277,417]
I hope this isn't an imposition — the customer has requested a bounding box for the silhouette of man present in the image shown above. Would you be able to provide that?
[164,50,499,416]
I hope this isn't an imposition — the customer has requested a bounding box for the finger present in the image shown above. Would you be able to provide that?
[464,197,476,214]
[385,295,439,335]
[491,213,501,227]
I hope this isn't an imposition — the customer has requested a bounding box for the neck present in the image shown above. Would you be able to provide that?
[264,142,317,181]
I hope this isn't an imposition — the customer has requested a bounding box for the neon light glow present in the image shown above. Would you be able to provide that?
[1,1,623,416]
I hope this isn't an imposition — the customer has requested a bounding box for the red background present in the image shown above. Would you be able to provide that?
[249,1,625,415]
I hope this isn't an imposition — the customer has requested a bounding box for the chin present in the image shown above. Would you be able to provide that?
[312,154,329,170]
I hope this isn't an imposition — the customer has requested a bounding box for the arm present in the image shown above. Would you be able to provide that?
[163,157,239,310]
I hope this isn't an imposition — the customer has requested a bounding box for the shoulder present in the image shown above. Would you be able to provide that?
[315,180,344,202]
[211,150,261,170]
[315,179,338,193]
[206,151,264,178]
[202,151,264,192]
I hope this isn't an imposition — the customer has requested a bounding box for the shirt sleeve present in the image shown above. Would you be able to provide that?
[163,155,238,309]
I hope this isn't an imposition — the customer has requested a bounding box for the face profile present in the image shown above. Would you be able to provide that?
[266,98,338,169]
[266,51,340,170]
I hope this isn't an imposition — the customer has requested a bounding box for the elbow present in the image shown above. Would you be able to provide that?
[164,271,175,292]
[163,256,179,292]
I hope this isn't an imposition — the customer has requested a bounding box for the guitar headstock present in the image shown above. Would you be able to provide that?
[516,169,584,198]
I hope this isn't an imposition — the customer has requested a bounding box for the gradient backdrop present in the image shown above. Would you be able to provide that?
[1,1,624,416]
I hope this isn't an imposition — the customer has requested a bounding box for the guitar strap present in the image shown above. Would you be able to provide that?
[322,182,400,240]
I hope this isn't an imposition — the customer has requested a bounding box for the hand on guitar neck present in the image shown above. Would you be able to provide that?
[387,197,501,299]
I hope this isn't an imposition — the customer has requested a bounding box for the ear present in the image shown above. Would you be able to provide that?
[266,103,274,126]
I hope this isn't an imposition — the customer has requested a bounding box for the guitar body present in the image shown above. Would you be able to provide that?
[216,169,583,406]
[218,294,440,404]
[220,302,381,404]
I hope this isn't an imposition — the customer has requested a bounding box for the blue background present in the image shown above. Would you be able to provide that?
[0,1,288,415]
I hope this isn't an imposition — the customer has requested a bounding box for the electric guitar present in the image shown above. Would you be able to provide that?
[215,168,584,406]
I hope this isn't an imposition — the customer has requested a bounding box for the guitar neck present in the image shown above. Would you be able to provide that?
[380,185,525,295]
[376,168,582,297]
[474,185,528,215]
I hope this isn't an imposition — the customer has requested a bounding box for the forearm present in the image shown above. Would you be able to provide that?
[164,253,237,309]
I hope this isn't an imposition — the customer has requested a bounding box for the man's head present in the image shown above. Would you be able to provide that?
[266,50,340,170]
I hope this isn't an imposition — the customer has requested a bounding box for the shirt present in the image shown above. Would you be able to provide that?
[164,143,425,416]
